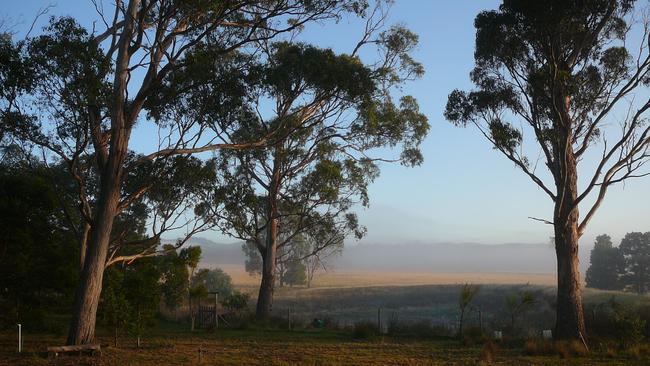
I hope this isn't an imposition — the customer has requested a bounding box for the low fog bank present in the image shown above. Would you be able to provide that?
[190,237,593,274]
[330,243,592,274]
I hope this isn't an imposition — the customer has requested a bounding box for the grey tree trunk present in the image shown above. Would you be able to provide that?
[65,0,139,344]
[255,151,281,321]
[66,166,123,344]
[552,131,586,340]
[256,236,277,321]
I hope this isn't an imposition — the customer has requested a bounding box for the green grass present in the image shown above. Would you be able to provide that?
[2,324,650,365]
[3,285,649,365]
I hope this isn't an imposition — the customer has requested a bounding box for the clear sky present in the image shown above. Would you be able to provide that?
[3,1,649,246]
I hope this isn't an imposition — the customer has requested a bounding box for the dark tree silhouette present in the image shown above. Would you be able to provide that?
[619,231,650,294]
[585,234,624,290]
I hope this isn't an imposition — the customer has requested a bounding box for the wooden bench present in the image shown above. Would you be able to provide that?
[47,344,101,358]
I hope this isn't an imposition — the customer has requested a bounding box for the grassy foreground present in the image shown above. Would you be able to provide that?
[1,327,648,366]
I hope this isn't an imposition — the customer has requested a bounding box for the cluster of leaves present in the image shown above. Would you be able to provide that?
[220,292,250,313]
[191,267,234,297]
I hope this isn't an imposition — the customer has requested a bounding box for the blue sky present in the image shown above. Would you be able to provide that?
[4,1,649,246]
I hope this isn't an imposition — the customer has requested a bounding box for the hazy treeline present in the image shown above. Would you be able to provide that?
[586,233,650,293]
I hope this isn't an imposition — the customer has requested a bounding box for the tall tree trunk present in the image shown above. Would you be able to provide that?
[67,80,131,346]
[66,172,122,344]
[256,238,277,321]
[554,218,585,340]
[79,223,91,271]
[256,149,282,321]
[66,0,138,343]
[553,136,586,340]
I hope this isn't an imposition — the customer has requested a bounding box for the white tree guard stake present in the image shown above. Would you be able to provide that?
[17,324,22,353]
[493,331,502,340]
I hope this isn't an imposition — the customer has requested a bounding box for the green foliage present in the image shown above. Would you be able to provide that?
[589,298,646,349]
[585,234,625,290]
[611,303,645,349]
[444,0,641,196]
[101,268,130,334]
[262,42,375,101]
[189,284,208,300]
[505,290,536,332]
[352,321,378,339]
[0,158,78,330]
[180,246,202,273]
[221,292,251,313]
[189,32,428,316]
[158,245,202,309]
[284,260,307,287]
[619,232,650,294]
[191,268,234,296]
[100,259,161,340]
[0,34,34,143]
[459,283,480,310]
[242,240,263,276]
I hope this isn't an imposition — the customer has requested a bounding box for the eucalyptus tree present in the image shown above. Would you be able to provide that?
[445,0,650,340]
[3,0,369,345]
[187,25,428,319]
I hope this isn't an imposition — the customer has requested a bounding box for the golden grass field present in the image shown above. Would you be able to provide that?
[219,264,557,292]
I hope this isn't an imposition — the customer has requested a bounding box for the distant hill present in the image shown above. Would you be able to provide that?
[178,237,593,274]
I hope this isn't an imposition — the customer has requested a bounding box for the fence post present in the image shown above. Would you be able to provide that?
[287,306,292,331]
[377,308,381,332]
[214,292,219,329]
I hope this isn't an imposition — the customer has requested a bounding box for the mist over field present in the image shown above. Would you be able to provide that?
[191,237,593,276]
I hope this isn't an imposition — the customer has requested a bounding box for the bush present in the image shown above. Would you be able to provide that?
[462,326,488,346]
[588,300,645,349]
[523,339,587,358]
[387,319,451,339]
[321,317,340,330]
[611,304,645,349]
[352,321,378,339]
[220,291,250,313]
[480,340,499,364]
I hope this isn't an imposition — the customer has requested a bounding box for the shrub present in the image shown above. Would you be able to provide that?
[523,339,586,358]
[352,321,378,339]
[480,340,499,364]
[220,291,250,313]
[462,326,488,346]
[611,304,645,349]
[387,319,452,339]
[587,299,645,349]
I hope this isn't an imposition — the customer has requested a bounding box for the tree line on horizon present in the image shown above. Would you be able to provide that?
[586,232,650,294]
[2,0,650,347]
